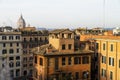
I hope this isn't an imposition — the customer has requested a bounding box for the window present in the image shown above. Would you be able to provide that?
[9,62,14,68]
[16,61,20,67]
[2,58,4,61]
[9,36,13,40]
[35,56,37,64]
[75,36,80,40]
[16,69,20,77]
[55,58,59,70]
[109,57,114,66]
[16,36,20,40]
[23,64,27,67]
[62,57,66,65]
[10,70,14,77]
[29,70,33,76]
[68,44,72,50]
[40,37,42,42]
[68,57,72,65]
[2,64,4,68]
[16,56,20,60]
[68,72,72,79]
[119,60,120,68]
[110,71,113,80]
[75,72,79,80]
[101,69,106,77]
[74,57,81,64]
[29,44,33,48]
[62,73,66,78]
[23,70,27,76]
[10,43,13,47]
[9,57,14,60]
[48,58,53,66]
[35,38,38,41]
[39,58,43,66]
[24,38,26,42]
[29,63,33,67]
[23,44,27,48]
[82,56,89,64]
[2,49,7,54]
[3,43,6,47]
[68,34,71,38]
[29,50,32,53]
[29,57,33,61]
[16,49,19,53]
[23,57,27,62]
[9,49,14,54]
[30,38,32,42]
[45,37,48,42]
[23,50,27,54]
[16,43,19,46]
[2,36,7,40]
[62,44,65,50]
[48,58,50,66]
[96,43,99,50]
[103,43,106,50]
[102,56,106,64]
[62,34,64,38]
[110,44,113,52]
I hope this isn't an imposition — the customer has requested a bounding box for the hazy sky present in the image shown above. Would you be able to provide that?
[0,0,120,28]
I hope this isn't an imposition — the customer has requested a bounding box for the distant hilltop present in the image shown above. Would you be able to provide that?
[104,27,114,30]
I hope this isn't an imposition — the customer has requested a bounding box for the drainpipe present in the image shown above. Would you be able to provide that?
[116,42,117,80]
[46,57,49,80]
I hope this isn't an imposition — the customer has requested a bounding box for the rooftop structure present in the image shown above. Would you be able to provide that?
[75,27,106,35]
[113,27,120,35]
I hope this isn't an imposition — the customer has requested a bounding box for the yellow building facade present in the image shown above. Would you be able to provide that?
[96,39,120,80]
[80,34,120,80]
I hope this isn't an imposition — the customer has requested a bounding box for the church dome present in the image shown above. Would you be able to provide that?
[17,15,26,28]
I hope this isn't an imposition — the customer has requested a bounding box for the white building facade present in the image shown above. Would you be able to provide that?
[0,31,22,79]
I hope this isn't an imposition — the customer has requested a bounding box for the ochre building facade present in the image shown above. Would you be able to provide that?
[33,29,94,80]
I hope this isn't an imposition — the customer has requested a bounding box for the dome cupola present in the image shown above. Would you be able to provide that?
[17,14,26,28]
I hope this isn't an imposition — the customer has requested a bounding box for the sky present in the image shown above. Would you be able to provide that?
[0,0,120,29]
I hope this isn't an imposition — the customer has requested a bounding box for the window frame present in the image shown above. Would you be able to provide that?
[62,44,65,50]
[82,56,89,64]
[110,44,113,52]
[62,57,66,65]
[103,43,106,50]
